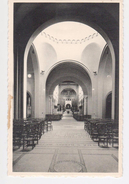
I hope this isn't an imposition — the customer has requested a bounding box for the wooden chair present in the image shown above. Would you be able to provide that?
[112,129,119,148]
[13,122,24,149]
[90,122,99,142]
[98,123,109,147]
[22,123,39,150]
[45,120,53,131]
[22,135,37,150]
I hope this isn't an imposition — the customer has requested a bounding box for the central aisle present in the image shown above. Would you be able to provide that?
[62,110,73,118]
[13,117,118,172]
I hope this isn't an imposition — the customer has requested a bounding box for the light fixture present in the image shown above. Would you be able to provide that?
[40,70,45,75]
[93,71,97,75]
[28,74,32,78]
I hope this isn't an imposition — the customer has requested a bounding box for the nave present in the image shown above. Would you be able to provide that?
[10,3,120,175]
[13,117,118,173]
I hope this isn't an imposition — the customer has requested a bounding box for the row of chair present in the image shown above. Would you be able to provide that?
[73,114,91,121]
[13,118,53,151]
[46,114,62,121]
[84,119,119,148]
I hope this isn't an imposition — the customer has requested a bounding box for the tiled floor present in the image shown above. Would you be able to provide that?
[13,117,118,172]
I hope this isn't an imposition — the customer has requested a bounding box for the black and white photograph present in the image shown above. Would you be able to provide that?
[8,0,123,176]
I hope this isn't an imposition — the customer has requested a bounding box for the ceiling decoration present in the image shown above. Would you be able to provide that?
[40,31,99,44]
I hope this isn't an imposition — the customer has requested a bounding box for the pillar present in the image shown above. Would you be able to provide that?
[13,45,18,119]
[84,95,88,115]
[16,45,24,119]
[49,95,53,114]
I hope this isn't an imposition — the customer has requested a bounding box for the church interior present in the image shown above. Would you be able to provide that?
[12,3,119,173]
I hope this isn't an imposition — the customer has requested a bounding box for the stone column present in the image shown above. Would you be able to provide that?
[14,45,18,119]
[84,95,88,115]
[92,72,98,118]
[18,46,24,119]
[49,95,53,114]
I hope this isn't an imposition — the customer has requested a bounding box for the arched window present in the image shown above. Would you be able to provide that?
[105,92,112,119]
[26,92,32,118]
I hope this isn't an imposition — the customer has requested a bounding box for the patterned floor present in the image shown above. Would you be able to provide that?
[13,117,118,173]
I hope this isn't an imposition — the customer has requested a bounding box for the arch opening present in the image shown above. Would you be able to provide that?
[27,44,40,118]
[23,19,116,119]
[98,45,114,119]
[105,92,112,119]
[46,61,92,116]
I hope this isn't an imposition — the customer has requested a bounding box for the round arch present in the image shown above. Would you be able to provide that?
[47,76,89,96]
[45,61,92,115]
[45,61,92,95]
[97,45,114,119]
[22,10,116,118]
[27,44,40,118]
[45,59,92,83]
[60,88,77,95]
